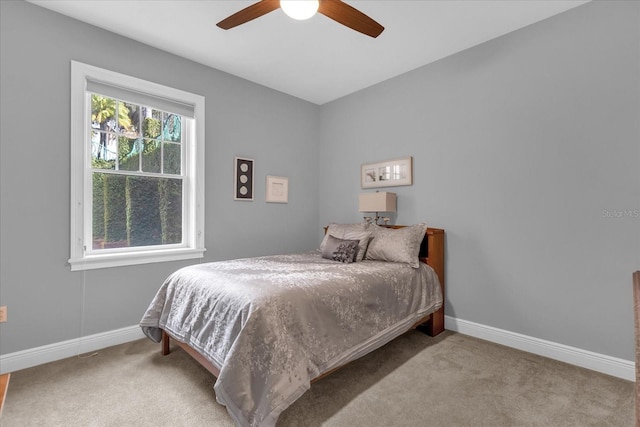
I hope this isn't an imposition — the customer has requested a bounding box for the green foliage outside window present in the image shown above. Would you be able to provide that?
[144,117,161,139]
[90,94,183,250]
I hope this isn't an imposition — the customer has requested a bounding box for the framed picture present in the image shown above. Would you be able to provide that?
[266,176,288,203]
[361,156,413,189]
[234,157,254,201]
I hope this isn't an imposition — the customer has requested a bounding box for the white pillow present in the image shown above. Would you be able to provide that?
[365,223,427,268]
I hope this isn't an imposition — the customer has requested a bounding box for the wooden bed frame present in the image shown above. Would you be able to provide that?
[633,271,640,426]
[160,226,446,383]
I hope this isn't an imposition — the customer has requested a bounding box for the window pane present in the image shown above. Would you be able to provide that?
[92,173,182,249]
[119,102,140,137]
[91,95,117,132]
[142,138,161,173]
[150,108,163,123]
[163,113,181,142]
[163,142,181,175]
[142,109,162,138]
[91,131,116,169]
[118,137,140,172]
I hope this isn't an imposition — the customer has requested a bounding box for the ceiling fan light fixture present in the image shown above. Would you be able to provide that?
[280,0,319,21]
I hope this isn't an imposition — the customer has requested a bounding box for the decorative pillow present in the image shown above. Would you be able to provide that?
[365,223,428,268]
[321,235,360,263]
[340,230,372,262]
[320,223,371,262]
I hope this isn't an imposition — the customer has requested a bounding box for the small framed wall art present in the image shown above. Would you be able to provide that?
[361,156,413,189]
[266,176,288,203]
[234,157,254,201]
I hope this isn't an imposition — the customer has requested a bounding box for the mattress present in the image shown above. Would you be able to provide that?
[140,251,442,427]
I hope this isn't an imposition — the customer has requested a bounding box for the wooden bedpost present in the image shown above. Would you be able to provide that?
[162,330,171,356]
[424,228,445,336]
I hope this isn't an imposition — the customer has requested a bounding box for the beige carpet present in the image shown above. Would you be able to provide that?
[1,330,634,426]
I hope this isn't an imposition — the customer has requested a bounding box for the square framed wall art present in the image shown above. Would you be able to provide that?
[266,176,288,203]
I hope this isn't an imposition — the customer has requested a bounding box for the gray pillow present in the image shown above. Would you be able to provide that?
[339,230,371,262]
[365,223,427,268]
[320,223,371,262]
[321,234,360,263]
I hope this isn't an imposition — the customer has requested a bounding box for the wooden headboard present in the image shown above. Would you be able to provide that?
[385,226,445,336]
[382,225,445,289]
[421,227,445,335]
[323,225,444,285]
[323,224,445,335]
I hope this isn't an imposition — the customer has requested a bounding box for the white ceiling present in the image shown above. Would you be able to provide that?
[28,0,588,105]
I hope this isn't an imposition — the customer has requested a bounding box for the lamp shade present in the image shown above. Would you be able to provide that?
[359,192,397,213]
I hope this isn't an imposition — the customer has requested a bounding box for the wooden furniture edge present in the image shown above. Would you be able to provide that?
[424,228,445,336]
[160,225,446,381]
[161,311,439,385]
[380,226,445,336]
[633,271,640,427]
[166,333,221,378]
[0,373,9,417]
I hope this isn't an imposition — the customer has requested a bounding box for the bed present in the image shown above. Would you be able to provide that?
[140,224,445,427]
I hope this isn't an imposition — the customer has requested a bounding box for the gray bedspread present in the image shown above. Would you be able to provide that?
[140,251,442,427]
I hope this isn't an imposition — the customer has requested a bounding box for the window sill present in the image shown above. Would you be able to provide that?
[68,247,206,271]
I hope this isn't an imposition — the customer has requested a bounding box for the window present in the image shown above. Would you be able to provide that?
[69,61,205,271]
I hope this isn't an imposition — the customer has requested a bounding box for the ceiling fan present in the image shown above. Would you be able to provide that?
[217,0,384,38]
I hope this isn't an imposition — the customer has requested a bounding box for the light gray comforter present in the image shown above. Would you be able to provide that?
[140,251,442,427]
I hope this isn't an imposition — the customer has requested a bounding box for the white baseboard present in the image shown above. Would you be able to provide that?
[445,315,634,381]
[0,325,144,374]
[1,319,635,382]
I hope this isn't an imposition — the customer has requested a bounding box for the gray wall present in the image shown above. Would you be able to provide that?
[1,0,638,364]
[0,1,319,354]
[319,1,639,360]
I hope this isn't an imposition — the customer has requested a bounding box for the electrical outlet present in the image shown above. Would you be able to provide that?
[0,306,6,323]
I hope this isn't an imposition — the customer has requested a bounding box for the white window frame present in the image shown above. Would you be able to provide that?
[69,61,205,271]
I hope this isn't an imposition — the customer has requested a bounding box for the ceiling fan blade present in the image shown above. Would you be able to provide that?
[217,0,281,30]
[318,0,384,38]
